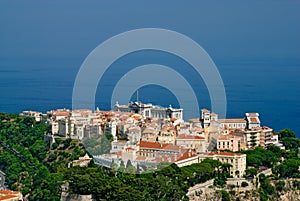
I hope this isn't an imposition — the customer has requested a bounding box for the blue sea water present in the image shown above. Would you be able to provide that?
[0,55,299,137]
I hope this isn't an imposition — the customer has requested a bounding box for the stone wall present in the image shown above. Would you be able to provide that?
[60,192,93,201]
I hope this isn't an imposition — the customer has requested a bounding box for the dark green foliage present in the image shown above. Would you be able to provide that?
[275,180,285,192]
[277,128,296,139]
[217,190,230,201]
[292,180,300,190]
[245,167,257,178]
[0,114,62,200]
[241,181,248,187]
[259,174,275,200]
[281,137,300,150]
[240,146,280,168]
[274,158,300,178]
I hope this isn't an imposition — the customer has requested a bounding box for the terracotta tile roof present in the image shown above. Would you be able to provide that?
[250,117,258,123]
[139,141,179,151]
[246,113,259,117]
[201,108,210,113]
[176,149,197,161]
[131,113,143,120]
[170,118,177,121]
[0,190,19,195]
[0,195,17,201]
[136,156,147,161]
[53,111,70,116]
[262,126,272,130]
[216,135,230,140]
[218,118,246,123]
[177,134,205,140]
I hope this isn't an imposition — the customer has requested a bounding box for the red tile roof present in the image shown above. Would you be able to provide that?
[176,149,197,161]
[0,190,19,195]
[139,141,179,151]
[218,118,246,123]
[250,117,258,123]
[177,134,205,140]
[136,156,147,161]
[0,195,17,201]
[53,111,70,116]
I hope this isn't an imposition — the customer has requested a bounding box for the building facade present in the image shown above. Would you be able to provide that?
[114,102,183,120]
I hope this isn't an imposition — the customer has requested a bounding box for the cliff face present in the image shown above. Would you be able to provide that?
[188,179,300,201]
[277,179,300,201]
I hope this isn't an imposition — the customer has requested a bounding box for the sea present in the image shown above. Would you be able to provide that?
[0,53,299,137]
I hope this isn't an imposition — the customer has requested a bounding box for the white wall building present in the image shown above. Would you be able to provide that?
[114,102,183,120]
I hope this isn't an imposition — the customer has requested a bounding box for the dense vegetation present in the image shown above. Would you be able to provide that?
[0,112,62,199]
[1,112,300,201]
[240,128,300,200]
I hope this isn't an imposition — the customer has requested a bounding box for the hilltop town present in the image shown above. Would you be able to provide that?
[21,102,283,177]
[1,102,300,201]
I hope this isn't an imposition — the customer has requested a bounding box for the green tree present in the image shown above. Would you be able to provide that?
[278,128,296,139]
[246,167,257,178]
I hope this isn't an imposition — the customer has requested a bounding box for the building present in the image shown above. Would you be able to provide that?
[176,134,207,153]
[202,152,246,178]
[50,109,70,135]
[218,118,247,130]
[201,109,212,128]
[158,129,176,144]
[246,113,261,129]
[114,102,183,120]
[175,151,247,178]
[201,109,262,131]
[215,134,241,152]
[20,111,43,122]
[68,154,92,168]
[83,124,102,138]
[57,118,69,137]
[244,129,261,149]
[141,127,158,142]
[137,141,180,160]
[260,126,273,147]
[127,126,141,144]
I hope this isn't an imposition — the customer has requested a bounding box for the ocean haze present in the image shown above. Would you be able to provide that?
[0,1,299,136]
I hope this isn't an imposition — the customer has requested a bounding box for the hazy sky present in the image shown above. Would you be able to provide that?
[1,1,300,61]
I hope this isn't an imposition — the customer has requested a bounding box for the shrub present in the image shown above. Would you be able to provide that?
[241,181,249,187]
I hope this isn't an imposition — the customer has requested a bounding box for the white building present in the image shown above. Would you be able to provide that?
[218,118,247,130]
[204,152,246,178]
[246,113,261,129]
[20,110,43,122]
[114,102,183,120]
